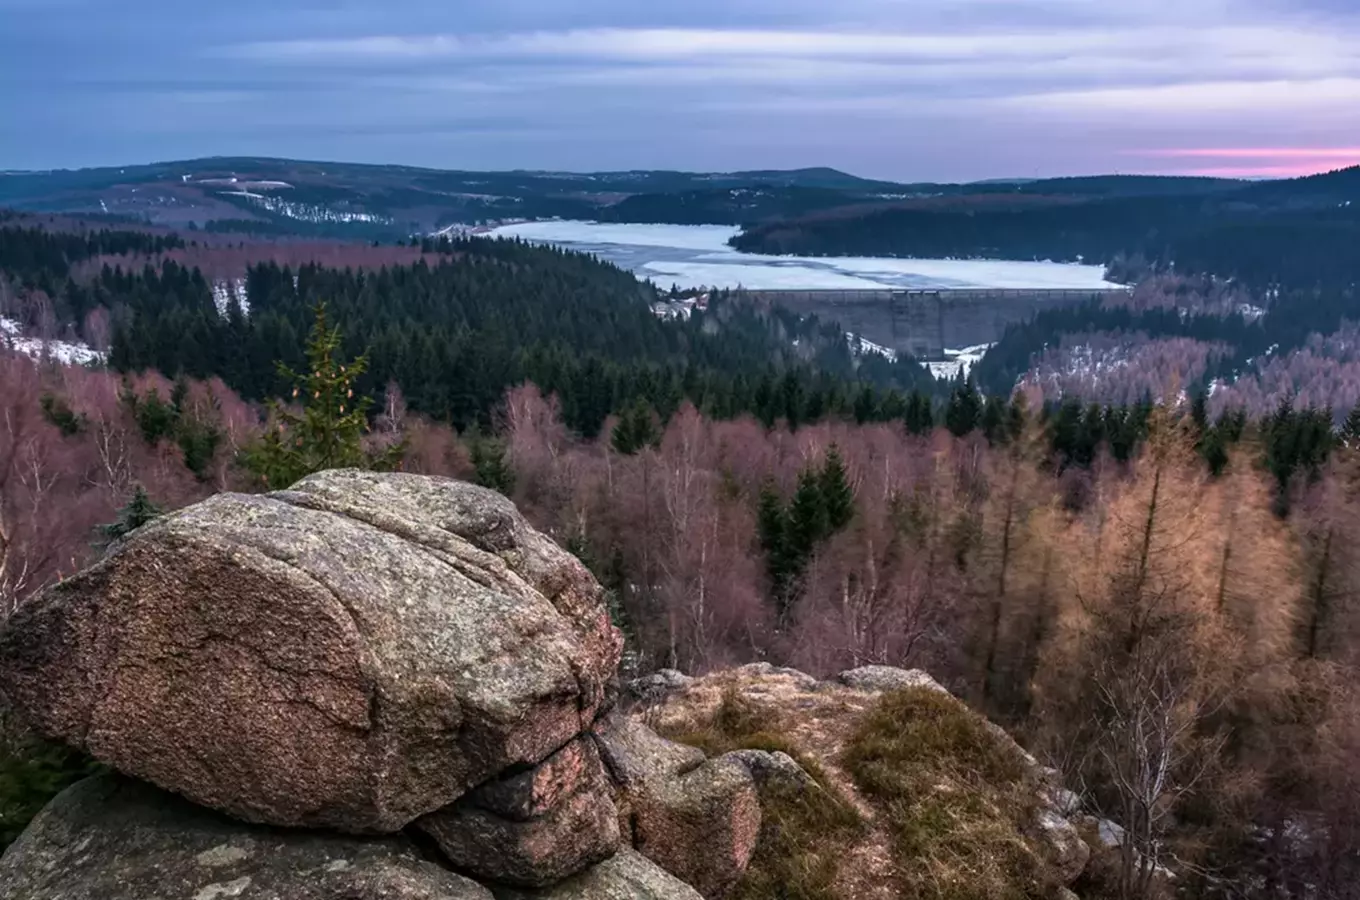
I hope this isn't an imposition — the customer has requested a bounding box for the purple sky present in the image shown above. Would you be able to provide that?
[3,0,1359,180]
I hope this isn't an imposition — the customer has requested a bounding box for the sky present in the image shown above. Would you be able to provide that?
[3,0,1360,181]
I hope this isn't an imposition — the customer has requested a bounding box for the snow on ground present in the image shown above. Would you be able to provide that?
[1,318,105,365]
[925,345,994,381]
[486,220,1122,292]
[645,261,890,291]
[212,279,250,317]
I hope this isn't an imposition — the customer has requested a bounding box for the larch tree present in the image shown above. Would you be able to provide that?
[1037,407,1236,900]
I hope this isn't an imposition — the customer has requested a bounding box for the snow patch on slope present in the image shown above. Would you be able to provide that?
[213,279,250,317]
[926,345,994,381]
[1,318,105,365]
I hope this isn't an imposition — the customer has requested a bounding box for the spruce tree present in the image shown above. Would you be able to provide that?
[611,399,660,456]
[240,303,405,488]
[1343,405,1360,450]
[820,445,855,533]
[756,480,792,611]
[904,391,934,436]
[945,380,984,438]
[469,429,516,496]
[788,468,829,562]
[98,486,162,545]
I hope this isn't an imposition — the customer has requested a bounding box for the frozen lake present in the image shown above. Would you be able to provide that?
[487,221,1121,292]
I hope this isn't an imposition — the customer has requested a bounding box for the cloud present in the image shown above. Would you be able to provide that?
[6,0,1360,177]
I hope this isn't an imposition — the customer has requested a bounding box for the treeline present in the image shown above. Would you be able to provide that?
[0,223,182,289]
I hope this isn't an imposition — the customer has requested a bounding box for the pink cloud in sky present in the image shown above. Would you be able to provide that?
[1127,148,1360,178]
[1173,163,1354,178]
[1142,148,1360,159]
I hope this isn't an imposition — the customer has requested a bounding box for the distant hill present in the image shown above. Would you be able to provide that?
[0,157,922,238]
[731,166,1360,287]
[0,156,1270,240]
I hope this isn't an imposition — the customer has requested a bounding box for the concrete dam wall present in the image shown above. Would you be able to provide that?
[736,288,1130,359]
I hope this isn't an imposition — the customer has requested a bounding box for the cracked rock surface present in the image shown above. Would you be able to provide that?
[0,470,622,833]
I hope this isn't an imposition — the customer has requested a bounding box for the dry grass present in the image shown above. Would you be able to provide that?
[656,687,867,900]
[644,669,1064,900]
[841,687,1059,900]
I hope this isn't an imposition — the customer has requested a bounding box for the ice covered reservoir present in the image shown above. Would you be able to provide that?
[487,221,1122,292]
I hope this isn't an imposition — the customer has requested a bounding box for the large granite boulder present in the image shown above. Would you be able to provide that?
[496,849,704,900]
[0,773,493,900]
[0,470,622,833]
[416,737,621,887]
[595,717,760,899]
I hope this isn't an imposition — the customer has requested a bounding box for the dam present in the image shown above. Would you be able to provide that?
[735,287,1131,359]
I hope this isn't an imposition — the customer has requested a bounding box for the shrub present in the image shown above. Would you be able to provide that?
[0,714,100,851]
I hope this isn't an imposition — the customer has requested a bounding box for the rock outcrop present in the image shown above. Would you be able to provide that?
[630,663,1102,898]
[415,737,622,887]
[0,470,622,833]
[596,715,761,899]
[0,773,494,900]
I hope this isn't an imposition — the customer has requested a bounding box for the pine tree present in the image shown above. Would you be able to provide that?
[98,486,162,545]
[820,444,855,533]
[240,303,405,488]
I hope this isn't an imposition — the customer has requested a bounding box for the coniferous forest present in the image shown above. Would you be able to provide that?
[3,208,1360,898]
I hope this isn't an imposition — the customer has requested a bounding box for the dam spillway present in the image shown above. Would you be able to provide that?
[734,287,1132,359]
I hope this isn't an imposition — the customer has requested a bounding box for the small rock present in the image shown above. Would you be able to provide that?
[721,750,817,793]
[736,663,819,687]
[1048,787,1082,817]
[495,849,704,900]
[474,737,601,822]
[1097,818,1126,849]
[835,666,950,694]
[1034,809,1091,885]
[417,783,620,888]
[594,717,705,788]
[626,670,694,703]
